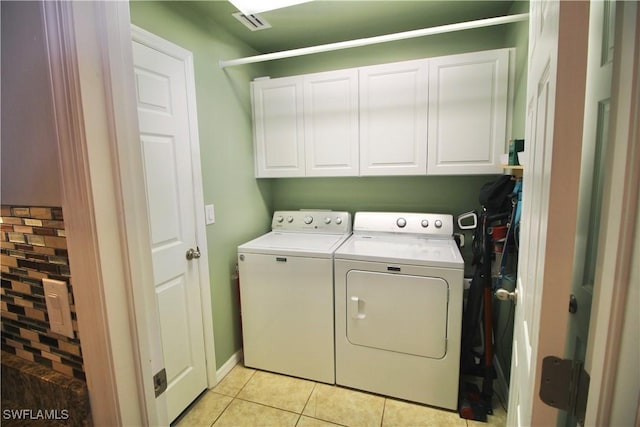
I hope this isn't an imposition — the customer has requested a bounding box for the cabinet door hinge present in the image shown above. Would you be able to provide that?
[540,356,590,425]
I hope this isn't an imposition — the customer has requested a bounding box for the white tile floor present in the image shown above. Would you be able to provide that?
[172,364,507,427]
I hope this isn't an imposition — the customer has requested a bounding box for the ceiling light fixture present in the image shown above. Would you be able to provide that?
[228,0,313,16]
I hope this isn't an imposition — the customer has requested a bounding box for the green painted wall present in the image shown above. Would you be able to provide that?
[129,1,530,376]
[271,176,498,269]
[265,17,530,272]
[129,1,273,369]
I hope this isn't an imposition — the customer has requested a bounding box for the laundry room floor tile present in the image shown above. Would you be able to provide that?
[295,415,343,427]
[302,383,385,427]
[174,365,508,427]
[382,398,466,427]
[212,399,299,427]
[174,390,232,427]
[237,370,315,413]
[212,364,256,397]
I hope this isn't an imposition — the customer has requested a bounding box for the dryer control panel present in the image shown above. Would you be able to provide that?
[353,212,454,237]
[272,210,352,234]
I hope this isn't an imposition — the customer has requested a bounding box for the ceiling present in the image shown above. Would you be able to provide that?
[187,1,517,54]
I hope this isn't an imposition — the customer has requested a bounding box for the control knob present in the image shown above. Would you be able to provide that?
[434,219,443,228]
[304,216,313,225]
[324,217,332,224]
[335,217,343,225]
[396,218,407,228]
[421,219,429,228]
[286,216,294,223]
[275,216,284,223]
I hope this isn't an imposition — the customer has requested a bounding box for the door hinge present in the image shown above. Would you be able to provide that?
[153,368,167,398]
[540,356,590,425]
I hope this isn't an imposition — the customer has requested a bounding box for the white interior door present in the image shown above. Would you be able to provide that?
[508,2,561,422]
[132,33,208,422]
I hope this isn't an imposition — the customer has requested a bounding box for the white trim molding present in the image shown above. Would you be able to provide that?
[216,350,243,383]
[43,1,165,424]
[585,2,640,425]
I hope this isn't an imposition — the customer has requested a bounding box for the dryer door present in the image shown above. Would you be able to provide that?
[346,270,449,358]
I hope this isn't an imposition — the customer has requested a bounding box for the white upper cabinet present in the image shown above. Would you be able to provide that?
[427,49,512,175]
[252,77,305,177]
[359,59,429,176]
[250,48,512,178]
[303,69,359,176]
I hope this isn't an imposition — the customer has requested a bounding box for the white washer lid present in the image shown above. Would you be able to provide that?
[238,231,351,258]
[334,234,464,269]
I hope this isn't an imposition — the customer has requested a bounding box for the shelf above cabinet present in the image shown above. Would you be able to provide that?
[502,164,524,177]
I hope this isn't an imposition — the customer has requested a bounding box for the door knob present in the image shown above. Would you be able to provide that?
[186,247,201,260]
[495,288,517,304]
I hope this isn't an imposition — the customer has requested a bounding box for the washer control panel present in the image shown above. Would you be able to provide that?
[353,212,454,236]
[272,210,352,233]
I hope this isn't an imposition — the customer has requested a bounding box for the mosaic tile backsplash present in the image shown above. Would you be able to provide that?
[0,206,85,381]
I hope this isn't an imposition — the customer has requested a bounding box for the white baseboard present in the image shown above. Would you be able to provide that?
[213,349,243,386]
[493,354,509,408]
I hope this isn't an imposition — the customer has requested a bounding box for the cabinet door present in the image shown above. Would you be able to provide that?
[427,49,511,175]
[359,59,428,176]
[304,69,359,176]
[252,77,305,177]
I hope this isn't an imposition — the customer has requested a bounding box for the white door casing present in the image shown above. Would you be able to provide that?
[42,0,636,424]
[132,26,215,422]
[508,1,590,425]
[584,2,640,424]
[561,2,615,425]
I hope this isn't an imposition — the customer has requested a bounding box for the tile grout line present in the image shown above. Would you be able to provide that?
[208,393,235,427]
[210,365,257,426]
[295,381,318,426]
[380,398,387,427]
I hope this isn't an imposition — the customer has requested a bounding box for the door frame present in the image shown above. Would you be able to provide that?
[508,1,639,425]
[131,23,218,395]
[584,1,639,424]
[41,0,637,424]
[43,1,216,424]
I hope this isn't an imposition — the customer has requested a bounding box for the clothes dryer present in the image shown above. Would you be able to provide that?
[334,212,464,409]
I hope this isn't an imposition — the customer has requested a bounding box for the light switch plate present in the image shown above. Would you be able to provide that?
[42,278,75,339]
[205,204,215,225]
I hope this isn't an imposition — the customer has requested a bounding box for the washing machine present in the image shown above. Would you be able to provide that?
[238,210,352,384]
[334,212,464,410]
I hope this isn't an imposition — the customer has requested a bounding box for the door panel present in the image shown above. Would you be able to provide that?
[252,77,305,177]
[427,49,510,175]
[346,270,448,358]
[133,40,207,422]
[304,69,359,176]
[509,1,560,424]
[359,59,428,175]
